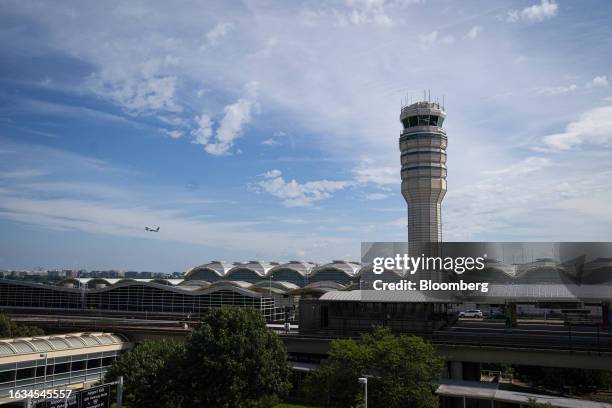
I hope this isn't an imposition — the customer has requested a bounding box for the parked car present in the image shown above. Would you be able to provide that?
[487,311,506,320]
[459,309,483,318]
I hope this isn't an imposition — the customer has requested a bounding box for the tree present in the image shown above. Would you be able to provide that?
[304,327,444,408]
[540,367,612,394]
[0,314,44,338]
[182,307,292,407]
[105,339,186,408]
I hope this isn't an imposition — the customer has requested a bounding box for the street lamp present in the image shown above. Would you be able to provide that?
[358,377,368,408]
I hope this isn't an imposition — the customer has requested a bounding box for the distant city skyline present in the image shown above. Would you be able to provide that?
[1,0,612,272]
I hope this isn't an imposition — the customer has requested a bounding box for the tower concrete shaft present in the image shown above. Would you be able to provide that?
[399,100,447,257]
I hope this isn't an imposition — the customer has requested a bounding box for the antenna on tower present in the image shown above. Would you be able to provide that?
[442,95,445,110]
[428,89,431,103]
[423,90,426,101]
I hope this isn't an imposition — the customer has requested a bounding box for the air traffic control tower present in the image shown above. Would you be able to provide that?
[399,99,447,257]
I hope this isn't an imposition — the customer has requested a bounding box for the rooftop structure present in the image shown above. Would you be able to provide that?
[0,332,132,401]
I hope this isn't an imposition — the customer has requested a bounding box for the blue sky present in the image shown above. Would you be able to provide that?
[1,0,611,272]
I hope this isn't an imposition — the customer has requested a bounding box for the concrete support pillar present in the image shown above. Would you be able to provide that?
[450,361,463,380]
[463,362,481,381]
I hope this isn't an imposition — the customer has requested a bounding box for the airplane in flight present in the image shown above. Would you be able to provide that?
[145,226,160,232]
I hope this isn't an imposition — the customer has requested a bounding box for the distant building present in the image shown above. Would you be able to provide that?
[47,270,65,279]
[63,269,79,278]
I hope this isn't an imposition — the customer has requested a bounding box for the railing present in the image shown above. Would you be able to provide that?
[428,329,612,353]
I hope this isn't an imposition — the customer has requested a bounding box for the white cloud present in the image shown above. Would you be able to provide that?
[300,0,424,27]
[418,31,454,48]
[257,169,351,207]
[261,138,280,146]
[191,114,213,145]
[441,35,455,45]
[585,75,609,89]
[261,130,286,147]
[366,193,387,200]
[542,105,612,150]
[354,160,399,186]
[160,129,183,139]
[210,99,256,153]
[202,22,234,50]
[466,26,482,39]
[507,0,558,22]
[264,169,282,178]
[419,31,438,48]
[482,157,551,176]
[87,65,181,115]
[339,0,394,26]
[535,84,577,96]
[249,38,279,59]
[190,82,259,155]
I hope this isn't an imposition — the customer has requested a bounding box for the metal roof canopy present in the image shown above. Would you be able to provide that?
[462,284,611,303]
[0,332,128,358]
[319,290,457,303]
[436,380,612,408]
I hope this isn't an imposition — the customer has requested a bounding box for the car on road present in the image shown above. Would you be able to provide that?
[459,309,483,318]
[487,311,506,320]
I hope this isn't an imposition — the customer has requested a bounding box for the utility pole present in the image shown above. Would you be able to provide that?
[358,377,368,408]
[117,376,124,408]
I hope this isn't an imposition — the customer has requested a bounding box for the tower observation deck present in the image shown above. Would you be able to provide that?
[399,100,447,257]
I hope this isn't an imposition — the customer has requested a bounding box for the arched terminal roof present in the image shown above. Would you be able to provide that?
[184,261,232,279]
[288,281,347,298]
[268,261,318,277]
[57,278,184,287]
[178,279,211,288]
[251,280,300,293]
[513,259,574,284]
[310,260,361,277]
[581,258,612,284]
[209,280,253,289]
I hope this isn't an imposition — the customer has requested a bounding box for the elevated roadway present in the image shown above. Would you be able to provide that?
[8,314,612,370]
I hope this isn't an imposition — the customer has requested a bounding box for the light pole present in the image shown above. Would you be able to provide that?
[358,377,368,408]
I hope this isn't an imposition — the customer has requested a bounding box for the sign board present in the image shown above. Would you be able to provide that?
[81,385,110,408]
[33,384,111,408]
